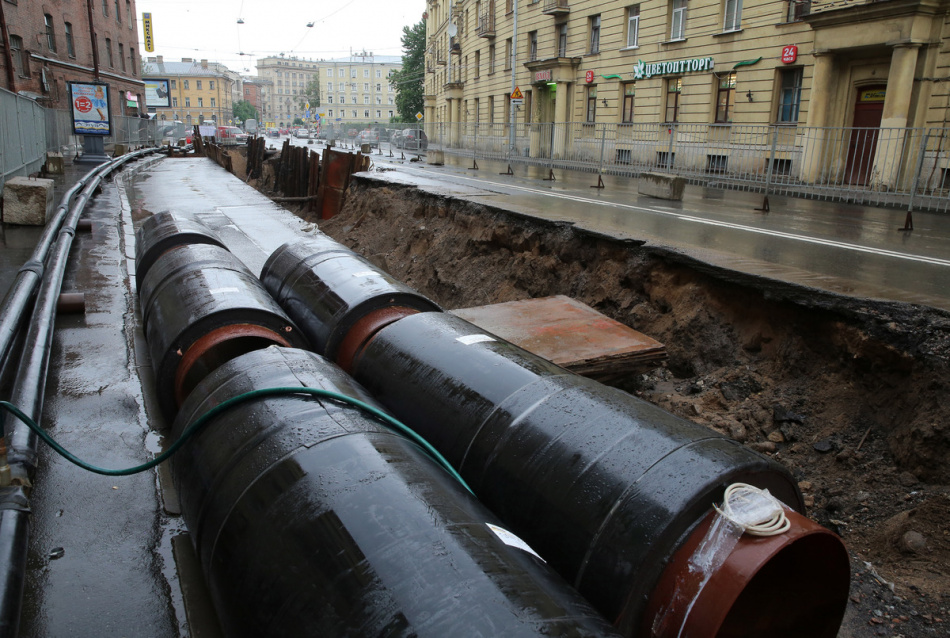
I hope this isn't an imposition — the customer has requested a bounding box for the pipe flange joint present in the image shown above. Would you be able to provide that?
[17,260,44,277]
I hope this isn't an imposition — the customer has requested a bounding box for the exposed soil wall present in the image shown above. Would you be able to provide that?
[314,175,950,634]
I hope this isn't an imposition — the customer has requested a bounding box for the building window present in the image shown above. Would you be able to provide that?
[475,50,481,78]
[105,38,114,67]
[586,86,597,122]
[622,83,635,122]
[626,5,640,48]
[65,22,75,57]
[114,0,120,22]
[119,43,125,71]
[777,68,802,123]
[171,80,176,89]
[172,97,178,107]
[665,77,681,122]
[184,80,189,90]
[209,81,214,89]
[505,38,512,70]
[363,82,369,91]
[670,0,687,40]
[185,97,191,107]
[328,81,333,92]
[557,23,567,57]
[328,109,333,117]
[786,0,810,21]
[338,69,344,77]
[376,83,381,91]
[715,72,736,122]
[103,0,108,16]
[127,0,132,27]
[351,69,357,78]
[364,96,369,104]
[9,35,28,77]
[44,14,56,51]
[528,30,538,62]
[376,69,381,78]
[211,98,216,107]
[198,97,204,107]
[589,15,601,54]
[196,80,202,90]
[326,67,332,76]
[129,48,135,74]
[489,44,496,73]
[363,69,369,78]
[723,0,742,31]
[327,96,333,104]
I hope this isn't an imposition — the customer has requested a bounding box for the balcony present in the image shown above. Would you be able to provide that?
[450,36,461,55]
[542,0,570,15]
[477,12,495,37]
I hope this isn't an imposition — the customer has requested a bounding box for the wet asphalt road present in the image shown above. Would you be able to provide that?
[276,134,950,311]
[0,140,947,636]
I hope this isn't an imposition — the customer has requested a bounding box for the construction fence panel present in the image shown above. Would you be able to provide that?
[0,88,48,190]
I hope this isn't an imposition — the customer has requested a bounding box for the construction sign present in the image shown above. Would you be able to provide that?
[142,13,154,52]
[511,86,524,105]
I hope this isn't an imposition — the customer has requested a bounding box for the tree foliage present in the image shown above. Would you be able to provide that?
[232,100,258,123]
[296,80,322,114]
[390,18,425,123]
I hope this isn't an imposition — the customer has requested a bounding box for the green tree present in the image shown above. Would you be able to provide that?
[390,18,425,123]
[233,100,258,123]
[296,80,321,117]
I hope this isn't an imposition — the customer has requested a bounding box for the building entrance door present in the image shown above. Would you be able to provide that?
[845,85,886,185]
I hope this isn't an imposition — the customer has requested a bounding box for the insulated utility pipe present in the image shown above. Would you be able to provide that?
[138,242,308,422]
[0,148,156,637]
[133,212,228,291]
[171,346,622,638]
[346,313,850,637]
[260,237,441,366]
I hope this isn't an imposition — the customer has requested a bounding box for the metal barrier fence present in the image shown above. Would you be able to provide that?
[0,89,47,190]
[423,122,950,213]
[45,110,163,157]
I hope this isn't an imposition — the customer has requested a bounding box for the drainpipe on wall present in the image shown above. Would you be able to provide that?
[86,0,100,80]
[0,1,17,92]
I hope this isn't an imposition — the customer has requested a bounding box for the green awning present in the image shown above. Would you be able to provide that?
[733,57,762,69]
[600,74,622,80]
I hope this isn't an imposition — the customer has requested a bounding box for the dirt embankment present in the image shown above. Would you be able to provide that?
[312,175,950,635]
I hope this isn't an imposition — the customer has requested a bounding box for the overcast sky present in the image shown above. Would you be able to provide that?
[137,0,426,74]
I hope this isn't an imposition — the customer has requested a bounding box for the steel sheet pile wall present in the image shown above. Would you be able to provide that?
[262,232,851,637]
[170,347,621,638]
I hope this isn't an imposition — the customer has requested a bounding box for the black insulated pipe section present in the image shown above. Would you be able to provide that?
[171,346,621,638]
[138,242,309,422]
[349,312,805,635]
[0,149,156,637]
[133,211,227,291]
[260,236,441,362]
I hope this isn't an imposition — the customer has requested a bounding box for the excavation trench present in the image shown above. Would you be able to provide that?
[292,174,950,614]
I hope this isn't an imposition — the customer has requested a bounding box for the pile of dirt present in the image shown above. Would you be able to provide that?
[315,176,950,637]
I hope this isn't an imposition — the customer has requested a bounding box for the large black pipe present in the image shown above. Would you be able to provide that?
[346,312,849,636]
[171,346,621,638]
[138,242,308,421]
[260,236,441,365]
[0,149,157,637]
[133,212,227,292]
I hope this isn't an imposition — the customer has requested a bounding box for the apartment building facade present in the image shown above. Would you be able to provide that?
[0,0,144,114]
[256,53,402,127]
[423,0,950,187]
[141,57,235,125]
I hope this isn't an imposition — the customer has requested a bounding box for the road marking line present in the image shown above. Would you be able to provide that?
[397,167,950,269]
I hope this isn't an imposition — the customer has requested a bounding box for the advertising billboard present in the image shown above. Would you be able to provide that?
[67,81,112,136]
[145,78,171,108]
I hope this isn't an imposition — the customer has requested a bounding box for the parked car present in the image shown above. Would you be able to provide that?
[267,128,280,138]
[294,128,310,139]
[394,129,428,151]
[216,126,248,145]
[356,130,380,148]
[279,128,290,135]
[390,129,406,147]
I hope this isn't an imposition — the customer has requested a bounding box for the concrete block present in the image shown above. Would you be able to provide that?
[638,172,685,201]
[360,143,371,154]
[427,149,445,165]
[3,176,55,225]
[113,143,129,157]
[45,152,65,175]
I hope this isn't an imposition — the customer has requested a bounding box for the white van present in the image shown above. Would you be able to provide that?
[244,119,259,135]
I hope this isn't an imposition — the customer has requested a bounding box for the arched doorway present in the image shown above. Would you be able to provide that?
[845,85,886,185]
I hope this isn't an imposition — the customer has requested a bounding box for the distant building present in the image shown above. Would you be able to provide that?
[256,52,402,127]
[142,57,236,125]
[0,0,144,113]
[241,77,269,116]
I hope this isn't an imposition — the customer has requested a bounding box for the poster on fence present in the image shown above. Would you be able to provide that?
[68,81,112,136]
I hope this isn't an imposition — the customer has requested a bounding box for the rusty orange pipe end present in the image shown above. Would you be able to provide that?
[641,508,850,638]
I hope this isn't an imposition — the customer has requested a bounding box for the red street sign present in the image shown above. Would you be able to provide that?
[75,96,92,113]
[585,70,594,84]
[781,45,798,64]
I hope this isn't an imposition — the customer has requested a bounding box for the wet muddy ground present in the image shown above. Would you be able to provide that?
[305,175,950,638]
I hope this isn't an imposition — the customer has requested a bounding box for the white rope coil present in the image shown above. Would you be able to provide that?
[713,482,790,537]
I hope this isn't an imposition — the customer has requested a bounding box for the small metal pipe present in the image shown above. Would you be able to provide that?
[55,293,85,315]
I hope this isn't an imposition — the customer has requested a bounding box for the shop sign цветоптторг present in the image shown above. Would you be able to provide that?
[633,57,714,80]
